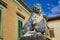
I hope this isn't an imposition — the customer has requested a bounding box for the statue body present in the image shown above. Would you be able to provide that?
[22,3,46,36]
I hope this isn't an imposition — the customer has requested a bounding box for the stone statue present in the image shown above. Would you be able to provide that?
[22,3,46,37]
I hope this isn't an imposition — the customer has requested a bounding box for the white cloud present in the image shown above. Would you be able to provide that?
[47,3,55,8]
[51,5,60,14]
[47,13,58,18]
[43,0,60,18]
[42,11,46,16]
[58,0,60,5]
[47,7,51,9]
[47,3,50,6]
[48,1,60,18]
[48,5,60,17]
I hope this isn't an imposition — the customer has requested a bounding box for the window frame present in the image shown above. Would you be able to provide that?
[17,15,24,40]
[12,0,31,15]
[49,28,55,38]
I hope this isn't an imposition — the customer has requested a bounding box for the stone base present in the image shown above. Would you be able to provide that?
[20,35,51,40]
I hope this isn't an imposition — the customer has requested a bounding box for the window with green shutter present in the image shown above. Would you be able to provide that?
[0,9,3,40]
[18,20,23,39]
[17,12,24,40]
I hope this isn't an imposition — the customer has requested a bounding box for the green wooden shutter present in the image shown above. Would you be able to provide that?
[18,20,23,38]
[0,9,3,40]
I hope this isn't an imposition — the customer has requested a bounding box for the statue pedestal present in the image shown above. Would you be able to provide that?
[20,31,50,40]
[20,35,51,40]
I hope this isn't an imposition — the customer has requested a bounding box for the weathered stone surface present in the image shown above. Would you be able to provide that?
[20,33,51,40]
[20,35,46,40]
[21,31,46,40]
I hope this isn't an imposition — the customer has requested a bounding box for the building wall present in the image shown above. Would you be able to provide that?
[48,20,60,40]
[0,0,30,40]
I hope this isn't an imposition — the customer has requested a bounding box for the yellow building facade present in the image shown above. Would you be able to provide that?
[0,0,32,40]
[47,17,60,40]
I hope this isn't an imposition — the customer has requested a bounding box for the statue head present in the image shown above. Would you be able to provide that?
[33,3,42,14]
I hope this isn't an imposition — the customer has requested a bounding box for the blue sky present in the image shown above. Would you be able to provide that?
[24,0,60,18]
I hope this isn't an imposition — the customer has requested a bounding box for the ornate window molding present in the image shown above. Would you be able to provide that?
[16,12,25,19]
[0,0,7,8]
[12,0,31,15]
